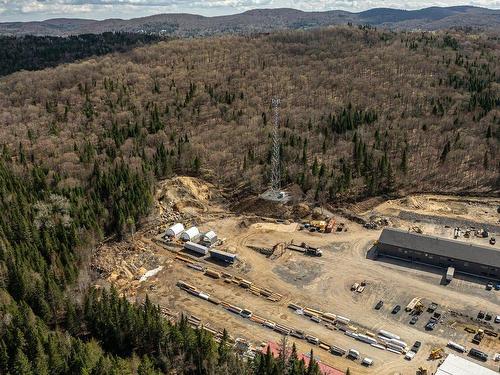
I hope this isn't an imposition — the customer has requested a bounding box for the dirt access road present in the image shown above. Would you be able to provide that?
[94,179,500,375]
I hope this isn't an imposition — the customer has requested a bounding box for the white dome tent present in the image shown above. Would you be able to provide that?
[180,227,200,242]
[165,223,185,238]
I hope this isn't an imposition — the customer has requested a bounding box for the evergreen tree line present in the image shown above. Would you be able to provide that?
[0,137,325,374]
[0,33,163,77]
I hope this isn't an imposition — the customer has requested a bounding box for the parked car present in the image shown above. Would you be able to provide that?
[485,313,492,321]
[410,316,419,325]
[374,300,384,310]
[240,309,253,318]
[427,302,438,312]
[495,315,500,324]
[486,281,494,290]
[495,283,500,291]
[490,237,496,245]
[392,305,401,314]
[478,311,485,319]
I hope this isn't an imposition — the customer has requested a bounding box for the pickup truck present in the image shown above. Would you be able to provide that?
[425,318,438,330]
[427,302,438,312]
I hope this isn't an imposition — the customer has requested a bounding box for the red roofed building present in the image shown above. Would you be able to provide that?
[260,341,345,375]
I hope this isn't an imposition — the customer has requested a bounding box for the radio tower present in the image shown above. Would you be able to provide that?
[270,98,281,194]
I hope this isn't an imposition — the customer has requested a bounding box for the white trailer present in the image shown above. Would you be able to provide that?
[378,329,401,340]
[184,241,208,255]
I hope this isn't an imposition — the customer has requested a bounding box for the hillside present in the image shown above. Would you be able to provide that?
[0,6,499,36]
[0,24,498,375]
[0,26,498,202]
[0,33,163,77]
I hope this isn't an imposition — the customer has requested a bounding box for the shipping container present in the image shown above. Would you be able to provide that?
[209,249,237,264]
[184,241,208,255]
[330,345,346,356]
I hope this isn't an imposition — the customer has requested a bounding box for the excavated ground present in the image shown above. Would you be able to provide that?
[91,179,500,375]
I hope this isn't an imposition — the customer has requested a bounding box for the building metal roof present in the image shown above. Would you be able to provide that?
[261,341,345,375]
[378,228,500,269]
[436,354,496,375]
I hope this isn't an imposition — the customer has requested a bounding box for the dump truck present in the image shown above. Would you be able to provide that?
[446,267,455,283]
[287,243,322,256]
[305,246,323,257]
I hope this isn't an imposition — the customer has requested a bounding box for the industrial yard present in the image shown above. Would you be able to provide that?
[91,178,500,375]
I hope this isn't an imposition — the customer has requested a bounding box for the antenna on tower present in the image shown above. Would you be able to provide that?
[261,97,289,203]
[270,97,281,193]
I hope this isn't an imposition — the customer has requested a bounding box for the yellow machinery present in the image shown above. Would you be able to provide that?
[310,220,327,231]
[417,367,428,375]
[429,348,444,360]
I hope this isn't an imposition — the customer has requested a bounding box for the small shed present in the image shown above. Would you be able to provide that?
[165,223,184,238]
[180,227,200,242]
[202,230,218,246]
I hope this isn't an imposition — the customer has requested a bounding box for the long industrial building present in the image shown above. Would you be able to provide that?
[435,354,497,375]
[376,228,500,280]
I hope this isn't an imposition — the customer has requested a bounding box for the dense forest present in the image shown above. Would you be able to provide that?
[0,33,163,77]
[0,25,498,373]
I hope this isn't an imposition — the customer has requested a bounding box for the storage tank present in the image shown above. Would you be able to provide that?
[447,341,466,353]
[180,227,200,242]
[184,241,208,255]
[165,223,184,238]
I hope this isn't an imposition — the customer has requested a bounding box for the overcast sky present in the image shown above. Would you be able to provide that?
[0,0,499,22]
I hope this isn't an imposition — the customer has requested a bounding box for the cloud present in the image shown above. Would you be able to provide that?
[0,0,499,21]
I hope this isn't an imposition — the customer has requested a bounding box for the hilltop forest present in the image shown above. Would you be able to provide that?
[0,25,498,374]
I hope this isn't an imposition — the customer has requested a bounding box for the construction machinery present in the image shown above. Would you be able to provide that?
[417,367,428,375]
[310,220,327,232]
[287,242,322,256]
[324,218,336,233]
[405,297,422,312]
[429,348,444,360]
[472,328,484,344]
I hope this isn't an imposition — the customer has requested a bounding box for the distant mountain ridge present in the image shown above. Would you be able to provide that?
[0,6,499,36]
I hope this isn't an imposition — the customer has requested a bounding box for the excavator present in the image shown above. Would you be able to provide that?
[429,347,444,360]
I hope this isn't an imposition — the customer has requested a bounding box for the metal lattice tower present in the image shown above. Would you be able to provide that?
[270,98,281,193]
